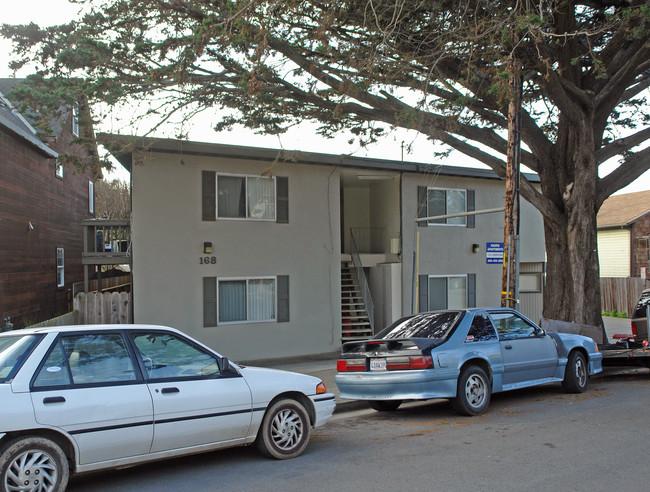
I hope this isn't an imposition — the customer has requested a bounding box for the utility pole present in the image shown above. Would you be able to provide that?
[501,51,522,309]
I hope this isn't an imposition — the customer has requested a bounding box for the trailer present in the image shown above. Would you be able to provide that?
[541,318,650,369]
[599,337,650,368]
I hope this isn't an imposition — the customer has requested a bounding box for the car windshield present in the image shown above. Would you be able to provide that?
[0,334,40,383]
[632,291,650,319]
[376,311,463,340]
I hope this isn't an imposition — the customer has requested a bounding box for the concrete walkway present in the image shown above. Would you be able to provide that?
[242,317,636,414]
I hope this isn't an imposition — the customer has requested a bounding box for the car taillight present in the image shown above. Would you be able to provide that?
[408,356,434,369]
[337,359,366,372]
[386,356,433,370]
[631,321,638,337]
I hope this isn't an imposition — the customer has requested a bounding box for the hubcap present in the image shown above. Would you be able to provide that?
[575,357,586,386]
[465,374,486,409]
[5,450,58,492]
[270,408,303,451]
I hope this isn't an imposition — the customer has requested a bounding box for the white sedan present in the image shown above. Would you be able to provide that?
[0,325,335,491]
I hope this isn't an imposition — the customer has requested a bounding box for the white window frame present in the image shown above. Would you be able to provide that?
[55,157,63,178]
[89,181,94,214]
[56,248,65,287]
[519,273,542,293]
[217,276,277,324]
[216,173,277,221]
[426,187,467,226]
[72,105,80,136]
[427,274,468,310]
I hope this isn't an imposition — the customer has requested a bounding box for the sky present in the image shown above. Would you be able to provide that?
[1,0,648,192]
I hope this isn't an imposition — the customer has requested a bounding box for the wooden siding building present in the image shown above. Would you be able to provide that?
[0,78,97,329]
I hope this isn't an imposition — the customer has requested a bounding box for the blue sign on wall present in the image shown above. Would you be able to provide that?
[486,242,504,264]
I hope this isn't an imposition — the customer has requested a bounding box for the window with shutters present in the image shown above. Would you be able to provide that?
[426,188,466,225]
[417,187,475,227]
[419,274,476,311]
[203,172,288,223]
[204,275,289,326]
[218,174,275,220]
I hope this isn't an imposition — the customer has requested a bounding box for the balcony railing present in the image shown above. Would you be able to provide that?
[82,219,131,265]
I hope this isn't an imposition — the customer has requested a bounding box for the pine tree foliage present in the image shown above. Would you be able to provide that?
[3,0,649,325]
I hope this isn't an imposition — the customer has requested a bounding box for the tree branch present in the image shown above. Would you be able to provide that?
[598,146,650,204]
[597,126,650,164]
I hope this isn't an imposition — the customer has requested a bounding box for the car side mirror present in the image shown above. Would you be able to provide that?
[221,357,230,372]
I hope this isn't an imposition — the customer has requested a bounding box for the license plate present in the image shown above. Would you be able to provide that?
[370,358,387,371]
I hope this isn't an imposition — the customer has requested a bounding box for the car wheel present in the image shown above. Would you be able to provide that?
[562,350,588,393]
[368,400,402,412]
[453,365,491,416]
[256,399,311,460]
[0,436,69,492]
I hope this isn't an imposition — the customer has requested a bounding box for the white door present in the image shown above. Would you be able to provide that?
[30,332,154,465]
[129,331,253,453]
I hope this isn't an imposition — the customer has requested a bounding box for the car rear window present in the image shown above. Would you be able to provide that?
[376,311,463,340]
[0,334,41,383]
[633,291,650,319]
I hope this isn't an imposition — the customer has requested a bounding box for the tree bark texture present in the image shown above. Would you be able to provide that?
[540,112,603,328]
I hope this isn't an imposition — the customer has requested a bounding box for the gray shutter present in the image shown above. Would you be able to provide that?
[418,274,428,313]
[466,189,475,228]
[276,177,289,223]
[202,171,216,221]
[203,277,217,327]
[277,275,289,322]
[467,273,476,308]
[417,186,427,227]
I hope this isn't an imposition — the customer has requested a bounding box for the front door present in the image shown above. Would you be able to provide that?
[129,331,253,453]
[31,332,154,465]
[490,312,558,385]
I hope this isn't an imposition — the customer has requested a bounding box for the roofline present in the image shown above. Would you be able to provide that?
[0,92,58,158]
[598,210,650,229]
[98,133,540,183]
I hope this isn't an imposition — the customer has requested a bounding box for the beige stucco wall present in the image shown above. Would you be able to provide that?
[131,151,341,361]
[597,228,631,277]
[400,172,546,314]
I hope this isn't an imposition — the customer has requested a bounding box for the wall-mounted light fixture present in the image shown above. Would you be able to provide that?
[472,243,480,254]
[203,242,213,254]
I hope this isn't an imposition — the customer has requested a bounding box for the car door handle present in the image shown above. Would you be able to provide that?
[161,387,180,394]
[504,344,513,350]
[43,396,66,404]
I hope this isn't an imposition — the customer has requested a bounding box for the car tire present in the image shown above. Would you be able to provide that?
[368,400,402,412]
[453,365,491,416]
[0,436,69,492]
[562,350,589,393]
[255,398,311,460]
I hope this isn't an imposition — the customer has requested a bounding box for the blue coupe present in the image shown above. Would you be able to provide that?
[335,308,603,415]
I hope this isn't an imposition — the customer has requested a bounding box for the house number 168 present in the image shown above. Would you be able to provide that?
[200,256,217,264]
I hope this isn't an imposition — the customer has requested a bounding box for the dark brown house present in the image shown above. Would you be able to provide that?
[0,78,97,329]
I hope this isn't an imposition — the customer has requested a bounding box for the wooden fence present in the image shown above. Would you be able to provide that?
[28,311,78,328]
[74,291,132,324]
[600,277,649,317]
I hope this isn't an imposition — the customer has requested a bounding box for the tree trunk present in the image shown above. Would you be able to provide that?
[540,115,605,334]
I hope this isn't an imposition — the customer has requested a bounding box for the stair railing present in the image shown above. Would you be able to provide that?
[349,230,375,334]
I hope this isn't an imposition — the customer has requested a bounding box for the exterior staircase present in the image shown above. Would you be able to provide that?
[341,262,373,342]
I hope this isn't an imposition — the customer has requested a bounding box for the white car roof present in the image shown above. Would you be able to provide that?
[0,324,178,337]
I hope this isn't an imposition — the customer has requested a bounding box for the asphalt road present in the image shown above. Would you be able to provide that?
[67,367,649,492]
